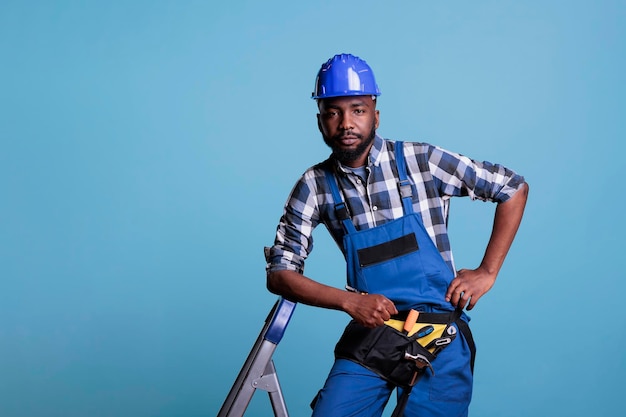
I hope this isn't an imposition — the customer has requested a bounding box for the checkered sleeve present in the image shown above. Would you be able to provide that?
[428,145,525,203]
[266,170,321,275]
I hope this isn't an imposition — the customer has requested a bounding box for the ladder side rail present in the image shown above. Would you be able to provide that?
[217,298,296,417]
[219,340,279,417]
[217,300,279,417]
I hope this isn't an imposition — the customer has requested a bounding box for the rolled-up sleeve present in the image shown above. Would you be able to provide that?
[429,146,525,203]
[266,172,321,275]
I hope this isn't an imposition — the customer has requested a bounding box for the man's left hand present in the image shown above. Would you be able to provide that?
[445,268,497,310]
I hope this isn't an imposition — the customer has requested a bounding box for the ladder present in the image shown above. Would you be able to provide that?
[217,297,297,417]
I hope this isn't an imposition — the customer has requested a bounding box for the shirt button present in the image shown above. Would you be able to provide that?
[372,206,378,211]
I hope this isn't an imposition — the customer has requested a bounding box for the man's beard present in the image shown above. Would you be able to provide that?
[323,120,377,165]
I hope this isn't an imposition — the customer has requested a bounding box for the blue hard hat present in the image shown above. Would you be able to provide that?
[312,53,381,99]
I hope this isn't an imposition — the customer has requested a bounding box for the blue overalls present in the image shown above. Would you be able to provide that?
[311,142,475,417]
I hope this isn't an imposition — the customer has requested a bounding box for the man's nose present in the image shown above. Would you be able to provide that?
[339,113,354,130]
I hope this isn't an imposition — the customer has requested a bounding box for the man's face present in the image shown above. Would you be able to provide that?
[317,96,380,168]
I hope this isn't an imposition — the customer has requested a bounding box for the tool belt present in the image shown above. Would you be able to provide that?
[334,309,474,389]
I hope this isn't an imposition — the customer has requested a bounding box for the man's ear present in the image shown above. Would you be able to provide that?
[317,113,323,133]
[375,109,380,130]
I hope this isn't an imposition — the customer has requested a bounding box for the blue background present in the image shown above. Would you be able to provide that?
[2,1,625,416]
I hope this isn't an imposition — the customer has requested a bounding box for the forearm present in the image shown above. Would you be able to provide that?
[479,182,529,276]
[267,269,398,326]
[267,269,358,312]
[446,182,529,309]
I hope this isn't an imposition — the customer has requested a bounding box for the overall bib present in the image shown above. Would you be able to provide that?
[311,142,475,417]
[327,141,455,311]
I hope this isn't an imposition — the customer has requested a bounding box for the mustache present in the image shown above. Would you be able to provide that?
[331,130,363,140]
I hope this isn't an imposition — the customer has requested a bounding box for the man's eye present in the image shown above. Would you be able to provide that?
[355,109,365,114]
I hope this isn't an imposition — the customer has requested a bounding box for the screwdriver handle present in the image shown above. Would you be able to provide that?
[403,309,420,335]
[412,325,434,340]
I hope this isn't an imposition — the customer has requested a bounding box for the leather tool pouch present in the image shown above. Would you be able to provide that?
[334,320,439,388]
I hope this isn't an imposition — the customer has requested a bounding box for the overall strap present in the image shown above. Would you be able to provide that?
[324,168,358,235]
[324,142,414,234]
[395,141,414,215]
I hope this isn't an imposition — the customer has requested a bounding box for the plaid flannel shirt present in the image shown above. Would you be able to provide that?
[267,135,525,276]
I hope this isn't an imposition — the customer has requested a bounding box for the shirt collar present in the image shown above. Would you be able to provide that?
[368,134,385,167]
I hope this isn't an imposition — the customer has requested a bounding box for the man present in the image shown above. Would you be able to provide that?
[265,53,528,417]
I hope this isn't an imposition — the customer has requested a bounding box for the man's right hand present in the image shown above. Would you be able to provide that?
[344,293,398,328]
